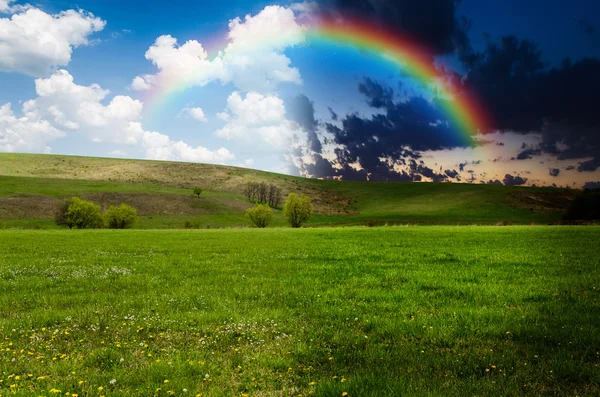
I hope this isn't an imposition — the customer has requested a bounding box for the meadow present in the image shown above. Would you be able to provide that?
[0,154,579,229]
[1,226,599,396]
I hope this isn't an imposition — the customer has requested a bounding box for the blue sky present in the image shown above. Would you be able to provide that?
[1,0,599,187]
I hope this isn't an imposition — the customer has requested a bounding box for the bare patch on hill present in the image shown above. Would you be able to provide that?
[289,182,358,215]
[506,190,577,214]
[0,193,255,219]
[80,193,253,215]
[0,195,57,218]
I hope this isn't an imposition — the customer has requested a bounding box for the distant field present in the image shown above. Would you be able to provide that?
[1,227,599,396]
[0,154,579,228]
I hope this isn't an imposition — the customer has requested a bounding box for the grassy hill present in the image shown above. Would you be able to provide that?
[0,153,578,228]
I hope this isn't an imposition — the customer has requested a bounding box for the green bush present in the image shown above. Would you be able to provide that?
[193,187,203,198]
[105,204,138,229]
[61,197,103,229]
[54,199,71,228]
[246,203,272,228]
[283,193,313,228]
[184,220,201,229]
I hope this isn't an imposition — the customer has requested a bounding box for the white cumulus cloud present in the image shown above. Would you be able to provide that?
[130,75,153,91]
[215,91,305,150]
[179,107,208,122]
[0,6,105,76]
[130,5,306,93]
[0,0,29,13]
[0,102,64,152]
[142,131,234,163]
[23,70,144,144]
[1,70,236,164]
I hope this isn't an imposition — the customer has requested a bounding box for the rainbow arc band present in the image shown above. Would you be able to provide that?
[310,17,490,142]
[144,16,490,143]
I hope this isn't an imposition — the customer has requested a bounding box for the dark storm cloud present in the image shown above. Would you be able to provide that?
[486,179,503,185]
[307,78,475,181]
[323,0,467,55]
[303,154,335,178]
[358,78,394,108]
[549,168,560,177]
[328,78,475,153]
[463,35,600,165]
[408,159,449,182]
[516,148,542,160]
[328,107,338,121]
[288,95,322,153]
[445,169,459,178]
[503,174,528,186]
[577,158,600,172]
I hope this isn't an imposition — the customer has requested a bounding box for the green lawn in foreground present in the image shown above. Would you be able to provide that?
[1,227,599,396]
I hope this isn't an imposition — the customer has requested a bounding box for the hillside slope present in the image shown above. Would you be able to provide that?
[0,153,577,228]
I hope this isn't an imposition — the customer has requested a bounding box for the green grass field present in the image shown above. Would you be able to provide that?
[0,154,580,228]
[1,227,599,396]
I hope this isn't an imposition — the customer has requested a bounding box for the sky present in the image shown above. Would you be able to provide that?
[1,0,599,188]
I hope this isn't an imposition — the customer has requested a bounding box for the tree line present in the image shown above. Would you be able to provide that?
[244,182,282,208]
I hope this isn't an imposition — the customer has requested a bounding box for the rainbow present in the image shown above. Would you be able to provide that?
[309,17,490,141]
[144,15,490,142]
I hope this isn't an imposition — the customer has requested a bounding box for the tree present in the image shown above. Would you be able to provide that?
[283,193,313,228]
[105,204,138,229]
[246,204,272,228]
[193,187,203,198]
[63,197,103,229]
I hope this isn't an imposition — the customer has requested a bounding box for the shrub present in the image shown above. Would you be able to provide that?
[367,219,378,227]
[283,193,313,228]
[193,187,203,198]
[246,204,272,228]
[63,197,103,229]
[563,190,600,220]
[105,204,138,229]
[54,199,71,228]
[184,220,202,229]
